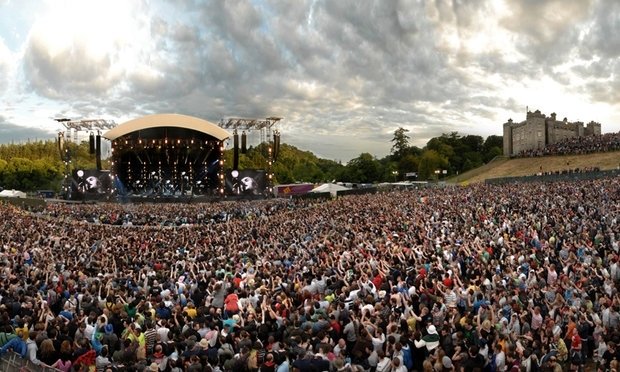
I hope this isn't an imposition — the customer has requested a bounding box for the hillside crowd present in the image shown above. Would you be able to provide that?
[0,178,619,372]
[517,132,620,158]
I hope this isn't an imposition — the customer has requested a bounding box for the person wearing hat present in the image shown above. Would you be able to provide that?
[414,324,440,353]
[442,355,455,371]
[146,361,160,371]
[101,323,119,351]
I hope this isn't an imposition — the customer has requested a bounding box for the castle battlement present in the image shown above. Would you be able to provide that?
[503,110,602,156]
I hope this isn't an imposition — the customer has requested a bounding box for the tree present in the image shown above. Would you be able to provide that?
[391,127,410,159]
[398,154,419,177]
[417,150,448,180]
[345,153,381,183]
[482,135,503,162]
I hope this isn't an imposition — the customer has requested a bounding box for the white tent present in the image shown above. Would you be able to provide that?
[310,183,350,197]
[0,189,27,198]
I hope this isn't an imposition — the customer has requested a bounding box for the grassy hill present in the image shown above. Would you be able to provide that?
[447,151,620,184]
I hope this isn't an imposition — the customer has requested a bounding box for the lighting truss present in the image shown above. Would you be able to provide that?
[219,117,281,131]
[54,118,117,132]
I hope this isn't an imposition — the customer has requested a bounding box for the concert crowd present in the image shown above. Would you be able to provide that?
[0,178,619,372]
[517,132,620,158]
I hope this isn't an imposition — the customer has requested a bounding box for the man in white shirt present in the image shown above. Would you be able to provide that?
[156,320,170,342]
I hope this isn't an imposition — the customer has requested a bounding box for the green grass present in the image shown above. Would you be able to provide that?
[448,151,620,184]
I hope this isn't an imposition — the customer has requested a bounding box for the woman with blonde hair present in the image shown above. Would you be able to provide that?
[37,338,59,367]
[422,359,434,372]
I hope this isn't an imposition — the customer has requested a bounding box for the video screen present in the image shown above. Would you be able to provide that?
[72,169,112,194]
[225,169,266,196]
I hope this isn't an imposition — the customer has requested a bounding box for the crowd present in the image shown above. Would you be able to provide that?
[531,166,602,177]
[517,132,620,157]
[0,177,619,372]
[40,198,314,226]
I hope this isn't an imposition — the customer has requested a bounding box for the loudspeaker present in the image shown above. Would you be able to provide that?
[233,132,239,170]
[89,133,95,154]
[58,132,65,161]
[273,132,280,161]
[96,134,102,170]
[241,131,247,154]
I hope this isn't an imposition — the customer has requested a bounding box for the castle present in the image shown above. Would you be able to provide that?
[503,110,601,156]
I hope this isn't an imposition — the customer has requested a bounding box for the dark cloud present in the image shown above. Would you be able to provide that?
[581,0,620,59]
[9,0,620,161]
[0,116,56,144]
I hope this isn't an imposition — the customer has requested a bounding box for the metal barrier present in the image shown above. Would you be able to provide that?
[485,169,620,185]
[0,352,62,372]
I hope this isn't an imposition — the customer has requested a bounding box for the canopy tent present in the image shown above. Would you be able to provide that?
[0,189,27,198]
[310,183,350,197]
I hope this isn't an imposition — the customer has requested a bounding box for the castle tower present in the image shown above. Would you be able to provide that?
[503,119,513,156]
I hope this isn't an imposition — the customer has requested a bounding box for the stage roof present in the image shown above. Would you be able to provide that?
[103,114,230,141]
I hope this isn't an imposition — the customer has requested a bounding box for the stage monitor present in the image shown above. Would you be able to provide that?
[225,169,266,196]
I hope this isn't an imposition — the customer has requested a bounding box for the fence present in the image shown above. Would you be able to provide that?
[485,169,620,185]
[0,352,61,372]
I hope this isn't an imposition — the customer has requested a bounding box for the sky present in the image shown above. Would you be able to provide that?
[0,0,619,162]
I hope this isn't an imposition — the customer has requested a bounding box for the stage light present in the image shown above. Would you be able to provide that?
[231,170,239,178]
[181,171,186,176]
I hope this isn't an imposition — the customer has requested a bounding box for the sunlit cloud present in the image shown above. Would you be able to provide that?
[0,0,618,161]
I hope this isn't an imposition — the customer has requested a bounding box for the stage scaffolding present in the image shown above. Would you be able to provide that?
[218,117,281,193]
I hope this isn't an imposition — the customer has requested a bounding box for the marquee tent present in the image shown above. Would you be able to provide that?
[310,183,350,197]
[0,189,27,198]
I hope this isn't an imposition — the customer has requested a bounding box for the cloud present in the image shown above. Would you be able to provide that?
[5,0,620,161]
[0,38,11,93]
[579,0,620,59]
[23,36,118,98]
[0,116,57,143]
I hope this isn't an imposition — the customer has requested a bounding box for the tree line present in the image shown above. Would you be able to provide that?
[0,130,502,191]
[0,141,99,192]
[226,129,502,184]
